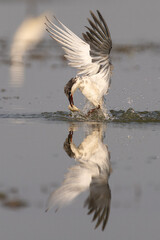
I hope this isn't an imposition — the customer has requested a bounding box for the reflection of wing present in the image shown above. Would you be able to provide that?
[46,164,93,211]
[84,176,111,231]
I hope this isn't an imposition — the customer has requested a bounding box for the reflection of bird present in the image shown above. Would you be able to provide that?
[46,11,113,114]
[46,124,112,231]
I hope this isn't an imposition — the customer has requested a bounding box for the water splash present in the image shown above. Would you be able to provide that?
[0,108,160,123]
[110,108,160,123]
[42,109,107,122]
[42,109,160,123]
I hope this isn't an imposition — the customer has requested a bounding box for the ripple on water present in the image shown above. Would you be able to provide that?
[41,109,160,123]
[0,108,160,123]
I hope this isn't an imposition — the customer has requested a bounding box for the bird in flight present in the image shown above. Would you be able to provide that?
[46,10,113,114]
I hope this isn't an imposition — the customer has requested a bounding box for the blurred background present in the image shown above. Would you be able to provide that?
[0,0,160,112]
[1,0,160,43]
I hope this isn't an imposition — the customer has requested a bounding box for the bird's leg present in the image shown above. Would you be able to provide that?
[87,105,100,116]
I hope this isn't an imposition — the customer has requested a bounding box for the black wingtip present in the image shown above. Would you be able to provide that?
[96,10,101,16]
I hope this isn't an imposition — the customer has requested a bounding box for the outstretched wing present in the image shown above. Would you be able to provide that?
[83,10,112,71]
[45,10,112,76]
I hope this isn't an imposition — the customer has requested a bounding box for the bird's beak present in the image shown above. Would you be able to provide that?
[68,92,80,112]
[64,78,79,112]
[69,92,74,107]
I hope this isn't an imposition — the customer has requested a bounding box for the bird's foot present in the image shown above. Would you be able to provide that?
[87,105,100,116]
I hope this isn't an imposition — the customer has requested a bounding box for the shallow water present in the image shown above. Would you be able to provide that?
[1,109,160,123]
[0,1,160,240]
[0,119,160,240]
